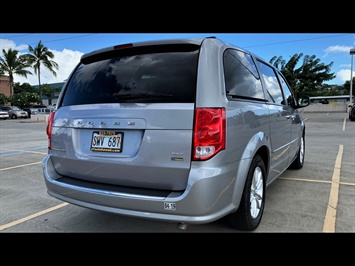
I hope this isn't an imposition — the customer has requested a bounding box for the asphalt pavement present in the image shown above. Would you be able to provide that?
[0,112,354,233]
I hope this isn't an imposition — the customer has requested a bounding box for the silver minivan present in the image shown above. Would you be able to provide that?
[42,37,310,231]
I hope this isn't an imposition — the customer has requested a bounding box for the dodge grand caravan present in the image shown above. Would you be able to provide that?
[42,37,310,231]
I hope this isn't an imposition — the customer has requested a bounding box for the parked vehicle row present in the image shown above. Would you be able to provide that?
[22,107,39,118]
[0,106,29,119]
[0,105,54,120]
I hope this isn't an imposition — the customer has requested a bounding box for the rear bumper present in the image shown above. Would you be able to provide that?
[42,154,241,224]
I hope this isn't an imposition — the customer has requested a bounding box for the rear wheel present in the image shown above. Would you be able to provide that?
[289,133,305,169]
[227,154,266,231]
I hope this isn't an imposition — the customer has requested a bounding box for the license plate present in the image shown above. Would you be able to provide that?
[91,131,123,152]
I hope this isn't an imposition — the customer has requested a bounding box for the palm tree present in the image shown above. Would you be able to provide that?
[26,40,59,104]
[0,48,32,99]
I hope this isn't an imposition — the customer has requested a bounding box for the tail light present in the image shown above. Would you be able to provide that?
[193,108,226,160]
[46,111,55,150]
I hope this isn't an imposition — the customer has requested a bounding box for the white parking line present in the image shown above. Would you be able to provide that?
[0,148,47,155]
[0,203,69,231]
[343,118,346,131]
[0,161,42,171]
[279,177,354,187]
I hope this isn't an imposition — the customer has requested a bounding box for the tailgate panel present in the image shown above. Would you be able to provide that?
[50,103,195,190]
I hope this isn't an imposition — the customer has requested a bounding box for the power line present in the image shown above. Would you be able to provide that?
[241,34,351,49]
[0,34,33,38]
[2,33,352,50]
[38,34,98,46]
[0,33,98,48]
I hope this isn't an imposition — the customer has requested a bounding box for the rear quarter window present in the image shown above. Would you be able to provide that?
[223,49,264,100]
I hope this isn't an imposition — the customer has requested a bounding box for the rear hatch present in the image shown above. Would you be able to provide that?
[49,41,202,191]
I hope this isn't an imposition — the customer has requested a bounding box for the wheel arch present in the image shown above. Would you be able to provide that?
[230,132,270,210]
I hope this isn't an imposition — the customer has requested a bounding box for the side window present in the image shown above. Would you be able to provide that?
[278,72,295,107]
[256,60,284,105]
[223,49,264,100]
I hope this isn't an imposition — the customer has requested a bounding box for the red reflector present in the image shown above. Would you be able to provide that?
[114,43,133,50]
[47,111,56,150]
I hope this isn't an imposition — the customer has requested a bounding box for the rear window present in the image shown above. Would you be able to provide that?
[61,45,200,106]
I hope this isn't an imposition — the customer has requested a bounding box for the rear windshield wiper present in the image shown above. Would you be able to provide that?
[113,92,173,99]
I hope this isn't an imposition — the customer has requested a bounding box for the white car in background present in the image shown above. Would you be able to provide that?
[0,109,9,120]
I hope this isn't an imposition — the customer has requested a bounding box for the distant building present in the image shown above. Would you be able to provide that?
[309,95,351,104]
[33,82,65,106]
[0,75,11,97]
[0,77,64,106]
[33,82,65,90]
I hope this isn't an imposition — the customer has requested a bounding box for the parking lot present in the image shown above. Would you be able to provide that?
[0,112,354,233]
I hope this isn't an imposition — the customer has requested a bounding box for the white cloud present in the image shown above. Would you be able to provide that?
[323,45,354,57]
[0,39,28,53]
[11,48,83,86]
[1,38,83,85]
[335,69,355,84]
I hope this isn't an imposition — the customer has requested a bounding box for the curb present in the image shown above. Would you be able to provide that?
[20,114,48,123]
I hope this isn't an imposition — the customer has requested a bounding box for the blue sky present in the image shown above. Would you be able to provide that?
[0,33,354,86]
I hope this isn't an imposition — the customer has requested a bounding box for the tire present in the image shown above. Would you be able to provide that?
[227,154,266,231]
[289,132,305,169]
[11,114,17,119]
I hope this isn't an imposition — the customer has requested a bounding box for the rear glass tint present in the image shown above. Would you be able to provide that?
[61,45,200,106]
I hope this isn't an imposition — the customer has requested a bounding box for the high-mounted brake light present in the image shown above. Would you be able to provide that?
[114,43,133,50]
[46,111,56,150]
[193,108,226,161]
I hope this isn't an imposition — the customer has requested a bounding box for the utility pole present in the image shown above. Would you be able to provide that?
[350,48,355,104]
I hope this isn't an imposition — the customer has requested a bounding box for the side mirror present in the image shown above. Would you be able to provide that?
[295,95,310,109]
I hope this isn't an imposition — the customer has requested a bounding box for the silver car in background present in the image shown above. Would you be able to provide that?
[0,106,28,119]
[42,37,310,231]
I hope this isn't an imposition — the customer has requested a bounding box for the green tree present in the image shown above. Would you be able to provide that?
[0,48,33,98]
[14,82,36,94]
[40,83,56,99]
[270,53,336,95]
[11,92,41,108]
[25,41,59,104]
[343,76,355,96]
[0,93,8,105]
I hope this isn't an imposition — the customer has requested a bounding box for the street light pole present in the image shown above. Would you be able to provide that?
[350,48,355,104]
